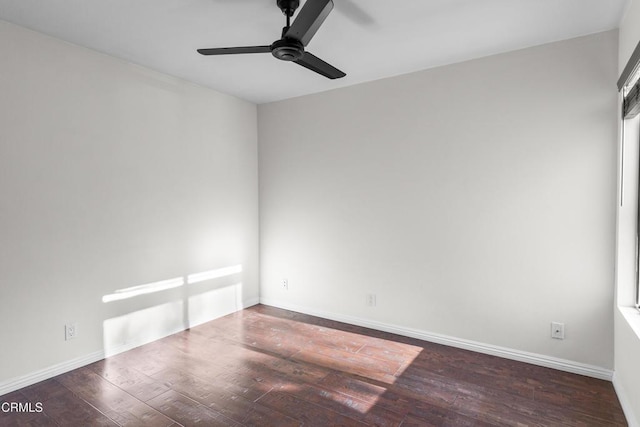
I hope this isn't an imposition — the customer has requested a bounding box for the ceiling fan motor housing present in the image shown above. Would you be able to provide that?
[277,0,300,16]
[271,38,304,61]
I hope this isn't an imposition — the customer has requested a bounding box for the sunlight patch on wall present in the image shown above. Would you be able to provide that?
[102,277,185,303]
[187,264,243,285]
[187,282,244,327]
[102,264,245,357]
[103,300,184,357]
[102,264,243,303]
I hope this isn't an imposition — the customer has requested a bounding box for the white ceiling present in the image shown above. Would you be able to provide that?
[0,0,629,104]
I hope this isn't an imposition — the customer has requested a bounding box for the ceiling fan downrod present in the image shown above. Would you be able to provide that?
[274,0,304,61]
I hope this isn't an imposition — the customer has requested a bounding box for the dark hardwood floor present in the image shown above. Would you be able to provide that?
[0,305,627,426]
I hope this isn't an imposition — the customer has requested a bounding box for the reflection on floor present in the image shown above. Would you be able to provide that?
[0,304,628,426]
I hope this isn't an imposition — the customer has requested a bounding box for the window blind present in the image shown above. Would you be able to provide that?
[624,81,640,119]
[619,40,640,119]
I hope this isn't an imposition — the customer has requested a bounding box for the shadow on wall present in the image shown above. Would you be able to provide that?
[102,265,243,357]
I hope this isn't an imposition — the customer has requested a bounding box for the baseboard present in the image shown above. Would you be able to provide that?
[260,298,614,381]
[0,298,260,398]
[613,373,640,427]
[0,350,105,397]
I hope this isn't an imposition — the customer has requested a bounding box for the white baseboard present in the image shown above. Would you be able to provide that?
[260,298,614,381]
[0,298,260,398]
[0,350,105,397]
[613,373,640,427]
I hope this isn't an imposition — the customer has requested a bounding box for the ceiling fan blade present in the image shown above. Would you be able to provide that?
[294,51,345,79]
[285,0,333,46]
[197,46,271,55]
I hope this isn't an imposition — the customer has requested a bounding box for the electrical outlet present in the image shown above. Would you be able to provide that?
[281,278,288,290]
[367,294,377,307]
[65,323,78,341]
[551,322,564,340]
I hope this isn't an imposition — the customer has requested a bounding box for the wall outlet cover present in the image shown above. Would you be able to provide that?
[551,322,565,340]
[65,323,78,341]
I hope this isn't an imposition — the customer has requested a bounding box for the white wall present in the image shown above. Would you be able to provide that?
[259,31,618,370]
[615,0,640,424]
[0,20,259,390]
[619,0,640,74]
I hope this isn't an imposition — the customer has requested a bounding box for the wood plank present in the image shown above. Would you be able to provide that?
[88,358,171,402]
[291,343,402,383]
[147,390,242,426]
[152,366,273,404]
[405,401,498,427]
[401,359,536,400]
[273,380,405,427]
[256,390,368,426]
[0,390,58,427]
[164,377,300,427]
[20,379,118,426]
[55,367,174,426]
[451,381,623,426]
[534,380,627,423]
[238,401,302,427]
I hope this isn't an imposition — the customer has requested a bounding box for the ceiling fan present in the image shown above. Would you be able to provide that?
[198,0,346,79]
